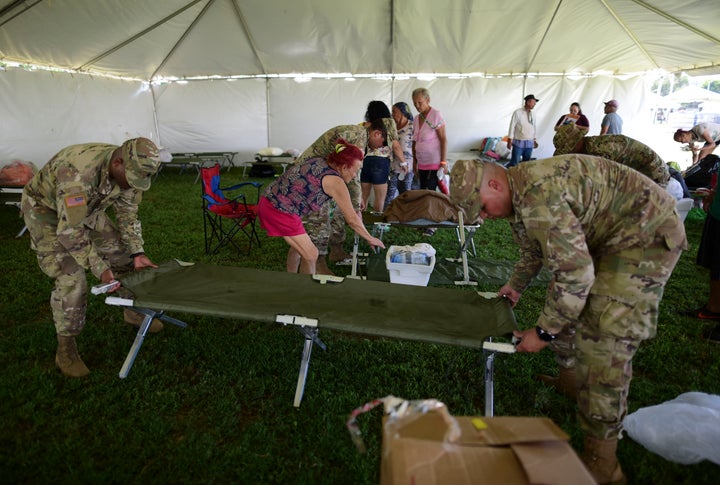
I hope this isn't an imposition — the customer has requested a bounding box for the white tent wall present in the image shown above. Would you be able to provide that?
[153,78,267,160]
[1,67,650,167]
[0,68,156,165]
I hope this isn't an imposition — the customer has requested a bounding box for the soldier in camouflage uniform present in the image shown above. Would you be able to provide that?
[21,138,164,378]
[293,118,399,274]
[450,155,687,484]
[553,123,670,186]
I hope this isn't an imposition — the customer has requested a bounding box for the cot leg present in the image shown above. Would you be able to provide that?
[119,309,188,379]
[484,351,495,416]
[349,233,360,279]
[119,314,152,379]
[453,216,477,286]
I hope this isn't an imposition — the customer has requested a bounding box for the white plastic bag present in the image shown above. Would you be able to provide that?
[622,392,720,465]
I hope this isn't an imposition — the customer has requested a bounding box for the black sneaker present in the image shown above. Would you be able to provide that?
[702,324,720,343]
[680,306,720,321]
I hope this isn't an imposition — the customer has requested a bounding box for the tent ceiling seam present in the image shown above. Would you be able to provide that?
[230,0,267,76]
[526,0,564,74]
[78,0,206,73]
[0,0,42,28]
[151,0,215,80]
[630,0,720,45]
[390,0,395,75]
[600,0,658,70]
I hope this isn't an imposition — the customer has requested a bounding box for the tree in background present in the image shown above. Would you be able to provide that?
[701,79,720,94]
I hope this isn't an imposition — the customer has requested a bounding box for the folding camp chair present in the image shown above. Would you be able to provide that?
[201,164,262,255]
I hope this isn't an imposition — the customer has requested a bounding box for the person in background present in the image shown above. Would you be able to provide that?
[673,122,720,165]
[554,102,589,133]
[412,87,447,191]
[553,125,670,187]
[450,156,686,484]
[21,138,164,378]
[291,120,391,274]
[257,139,384,275]
[361,101,402,212]
[412,87,447,236]
[680,169,720,340]
[385,101,414,209]
[600,99,623,135]
[507,94,539,167]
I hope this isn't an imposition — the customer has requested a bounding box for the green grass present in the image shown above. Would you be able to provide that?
[1,170,718,483]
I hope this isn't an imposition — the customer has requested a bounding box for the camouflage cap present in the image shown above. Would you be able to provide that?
[449,159,485,222]
[121,137,160,191]
[553,123,585,155]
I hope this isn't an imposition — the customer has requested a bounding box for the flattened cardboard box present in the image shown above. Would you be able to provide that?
[381,412,596,485]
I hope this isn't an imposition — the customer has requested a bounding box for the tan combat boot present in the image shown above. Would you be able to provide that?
[328,244,351,263]
[123,309,164,333]
[582,436,626,485]
[536,366,578,399]
[55,335,90,378]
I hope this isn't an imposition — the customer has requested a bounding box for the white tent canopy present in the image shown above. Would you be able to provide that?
[2,0,719,166]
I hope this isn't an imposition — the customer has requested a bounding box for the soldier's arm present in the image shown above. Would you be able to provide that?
[531,204,595,335]
[114,189,145,255]
[506,220,544,292]
[54,166,109,279]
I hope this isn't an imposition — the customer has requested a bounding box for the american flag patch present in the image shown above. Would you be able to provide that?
[64,194,87,208]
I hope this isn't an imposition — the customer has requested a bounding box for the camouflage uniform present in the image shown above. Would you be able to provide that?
[505,155,687,439]
[583,135,670,187]
[297,120,398,255]
[554,126,670,187]
[21,143,150,337]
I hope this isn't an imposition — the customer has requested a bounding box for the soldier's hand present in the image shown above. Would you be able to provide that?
[498,284,521,307]
[133,254,158,270]
[513,328,548,353]
[100,268,115,284]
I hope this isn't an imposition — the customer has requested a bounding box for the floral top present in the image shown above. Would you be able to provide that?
[263,157,340,216]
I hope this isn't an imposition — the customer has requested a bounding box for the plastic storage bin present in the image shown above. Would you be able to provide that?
[385,245,436,286]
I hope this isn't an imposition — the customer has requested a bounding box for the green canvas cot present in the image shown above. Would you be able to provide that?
[107,260,518,407]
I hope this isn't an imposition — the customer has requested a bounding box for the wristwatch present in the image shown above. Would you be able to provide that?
[535,326,557,342]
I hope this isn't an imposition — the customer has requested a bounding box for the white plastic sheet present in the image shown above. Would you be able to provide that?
[623,392,720,465]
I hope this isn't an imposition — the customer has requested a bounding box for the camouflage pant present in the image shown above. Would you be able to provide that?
[303,201,346,256]
[549,214,685,439]
[23,203,134,337]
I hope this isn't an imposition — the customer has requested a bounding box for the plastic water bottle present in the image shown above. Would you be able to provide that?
[398,171,406,181]
[391,251,412,264]
[411,252,430,265]
[436,161,447,179]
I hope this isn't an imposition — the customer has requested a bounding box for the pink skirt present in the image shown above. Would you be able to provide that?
[257,196,305,237]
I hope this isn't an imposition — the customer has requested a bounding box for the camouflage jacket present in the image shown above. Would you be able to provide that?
[23,143,145,277]
[584,135,670,187]
[295,121,399,210]
[506,154,680,334]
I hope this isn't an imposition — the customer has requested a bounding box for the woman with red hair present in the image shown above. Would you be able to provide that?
[258,139,385,274]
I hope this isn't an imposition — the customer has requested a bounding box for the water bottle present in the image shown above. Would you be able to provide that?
[398,171,406,181]
[436,161,447,179]
[411,252,430,265]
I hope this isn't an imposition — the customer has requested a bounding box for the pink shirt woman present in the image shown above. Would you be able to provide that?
[411,87,447,191]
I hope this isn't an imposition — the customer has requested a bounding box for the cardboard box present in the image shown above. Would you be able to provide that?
[381,411,596,485]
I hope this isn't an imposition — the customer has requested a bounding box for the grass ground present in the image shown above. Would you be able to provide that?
[0,169,718,483]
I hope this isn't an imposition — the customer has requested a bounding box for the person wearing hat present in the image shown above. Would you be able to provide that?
[600,99,623,135]
[507,94,539,167]
[21,137,164,378]
[450,155,686,484]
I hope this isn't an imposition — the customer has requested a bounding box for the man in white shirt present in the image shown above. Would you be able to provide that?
[507,94,539,167]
